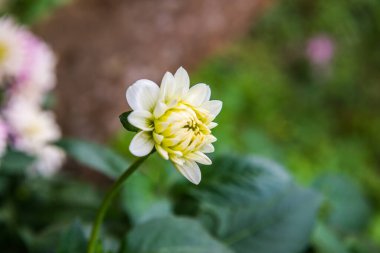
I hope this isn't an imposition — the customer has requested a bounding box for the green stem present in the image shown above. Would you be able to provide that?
[87,155,149,253]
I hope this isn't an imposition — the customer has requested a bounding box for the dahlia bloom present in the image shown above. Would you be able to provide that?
[3,98,64,175]
[126,67,222,184]
[13,32,57,104]
[0,17,25,81]
[0,17,64,175]
[31,146,65,177]
[0,17,56,104]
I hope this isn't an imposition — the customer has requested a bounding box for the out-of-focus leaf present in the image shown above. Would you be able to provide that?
[114,151,176,224]
[56,138,129,178]
[123,216,233,253]
[11,177,100,230]
[0,149,35,174]
[180,155,321,253]
[5,0,69,24]
[57,220,87,253]
[346,238,380,253]
[119,111,139,132]
[312,222,348,253]
[121,171,172,224]
[0,222,28,252]
[313,174,372,234]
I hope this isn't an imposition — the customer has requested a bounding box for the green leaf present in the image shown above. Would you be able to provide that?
[312,222,348,253]
[119,111,139,132]
[121,172,172,224]
[182,155,321,253]
[56,138,129,178]
[0,222,28,252]
[123,216,233,253]
[313,174,372,234]
[0,149,35,174]
[6,0,68,25]
[57,220,87,253]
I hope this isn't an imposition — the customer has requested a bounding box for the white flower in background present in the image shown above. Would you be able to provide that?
[31,146,65,177]
[126,67,222,184]
[3,98,64,175]
[4,98,61,152]
[0,117,7,157]
[0,17,25,81]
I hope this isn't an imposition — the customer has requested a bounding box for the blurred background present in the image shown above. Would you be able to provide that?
[1,0,380,252]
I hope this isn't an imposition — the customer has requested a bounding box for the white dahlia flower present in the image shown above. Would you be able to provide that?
[31,145,65,177]
[0,17,25,80]
[3,98,64,175]
[126,67,222,184]
[4,98,61,152]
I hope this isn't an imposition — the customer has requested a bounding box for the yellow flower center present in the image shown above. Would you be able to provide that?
[0,42,9,64]
[25,123,43,137]
[153,103,211,155]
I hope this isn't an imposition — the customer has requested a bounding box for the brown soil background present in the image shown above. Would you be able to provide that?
[35,0,271,142]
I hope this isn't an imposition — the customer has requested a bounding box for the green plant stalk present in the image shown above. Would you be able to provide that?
[87,155,150,253]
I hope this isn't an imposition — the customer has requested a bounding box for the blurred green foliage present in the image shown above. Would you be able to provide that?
[186,0,380,250]
[190,0,379,209]
[0,0,68,24]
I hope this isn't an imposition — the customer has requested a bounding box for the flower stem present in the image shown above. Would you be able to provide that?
[87,155,149,253]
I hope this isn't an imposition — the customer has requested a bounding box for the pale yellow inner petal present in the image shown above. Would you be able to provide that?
[153,101,216,164]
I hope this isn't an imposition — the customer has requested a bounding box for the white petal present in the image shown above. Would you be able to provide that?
[155,144,169,160]
[174,67,190,97]
[159,72,175,102]
[184,83,211,107]
[129,131,154,157]
[169,149,183,157]
[153,101,168,118]
[186,151,212,165]
[171,156,185,166]
[208,122,218,129]
[206,135,217,143]
[127,110,153,131]
[126,79,159,112]
[175,160,201,185]
[200,143,215,153]
[202,100,222,120]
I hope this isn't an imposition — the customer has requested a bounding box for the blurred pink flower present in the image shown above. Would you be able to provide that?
[13,30,56,104]
[306,35,335,65]
[0,17,63,175]
[0,17,26,81]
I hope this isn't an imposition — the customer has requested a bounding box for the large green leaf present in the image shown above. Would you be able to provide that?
[185,155,321,253]
[56,138,129,178]
[114,152,176,225]
[123,216,233,253]
[121,172,172,224]
[312,222,348,253]
[57,220,87,253]
[312,174,372,234]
